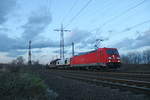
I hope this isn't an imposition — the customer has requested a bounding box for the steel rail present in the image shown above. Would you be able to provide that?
[61,73,150,87]
[55,70,150,80]
[57,70,150,76]
[62,75,150,95]
[54,72,150,95]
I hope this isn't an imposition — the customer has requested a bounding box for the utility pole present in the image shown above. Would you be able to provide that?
[28,40,32,65]
[72,42,74,57]
[54,24,71,60]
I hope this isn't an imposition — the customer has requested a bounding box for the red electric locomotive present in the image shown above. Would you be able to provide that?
[70,48,121,69]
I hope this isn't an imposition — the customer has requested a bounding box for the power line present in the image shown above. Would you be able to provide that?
[105,19,150,37]
[46,0,52,14]
[95,0,147,33]
[105,0,146,25]
[65,0,93,28]
[121,19,150,32]
[89,0,119,25]
[61,0,79,23]
[89,19,150,49]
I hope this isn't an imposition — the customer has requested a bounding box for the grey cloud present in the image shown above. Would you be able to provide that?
[32,40,59,49]
[0,33,17,52]
[65,29,91,46]
[0,2,55,58]
[0,33,26,57]
[6,50,26,57]
[11,39,59,50]
[10,8,54,50]
[0,32,59,51]
[52,49,69,54]
[131,30,150,49]
[113,29,150,50]
[0,28,9,32]
[65,29,108,49]
[81,37,97,48]
[32,49,42,54]
[0,32,60,57]
[0,0,16,24]
[66,30,105,49]
[22,9,52,40]
[112,38,133,49]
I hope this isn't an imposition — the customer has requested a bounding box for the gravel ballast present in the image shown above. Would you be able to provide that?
[40,70,149,100]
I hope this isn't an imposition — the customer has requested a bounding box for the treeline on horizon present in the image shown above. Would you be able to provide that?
[121,49,150,64]
[0,49,150,66]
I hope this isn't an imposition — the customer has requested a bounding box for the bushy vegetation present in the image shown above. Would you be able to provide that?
[0,69,54,100]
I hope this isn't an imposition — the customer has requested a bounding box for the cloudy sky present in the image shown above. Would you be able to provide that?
[0,0,150,64]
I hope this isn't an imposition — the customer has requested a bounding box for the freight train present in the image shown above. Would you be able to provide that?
[49,48,121,69]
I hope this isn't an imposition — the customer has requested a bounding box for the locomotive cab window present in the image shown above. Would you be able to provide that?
[107,49,119,55]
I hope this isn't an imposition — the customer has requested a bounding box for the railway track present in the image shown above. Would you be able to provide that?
[56,69,150,75]
[50,70,150,95]
[54,70,150,81]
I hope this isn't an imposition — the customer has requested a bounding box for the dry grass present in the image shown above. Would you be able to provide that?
[0,65,56,100]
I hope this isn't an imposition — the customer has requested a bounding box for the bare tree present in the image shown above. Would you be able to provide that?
[121,55,130,64]
[11,56,25,65]
[16,56,25,65]
[11,59,18,65]
[142,50,150,64]
[121,49,150,64]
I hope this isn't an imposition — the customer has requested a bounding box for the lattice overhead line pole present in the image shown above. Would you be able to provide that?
[72,42,74,57]
[54,24,71,60]
[28,40,32,65]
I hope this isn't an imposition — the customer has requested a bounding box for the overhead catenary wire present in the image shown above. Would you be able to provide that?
[104,19,150,41]
[121,19,150,32]
[94,0,147,33]
[47,0,52,13]
[89,0,137,28]
[87,0,147,45]
[89,19,150,49]
[108,19,150,38]
[61,0,79,23]
[64,0,93,28]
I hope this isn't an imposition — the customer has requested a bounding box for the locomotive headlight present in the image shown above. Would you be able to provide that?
[108,57,112,59]
[116,57,120,59]
[109,60,111,62]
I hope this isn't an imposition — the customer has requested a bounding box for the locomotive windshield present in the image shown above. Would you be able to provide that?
[106,49,119,55]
